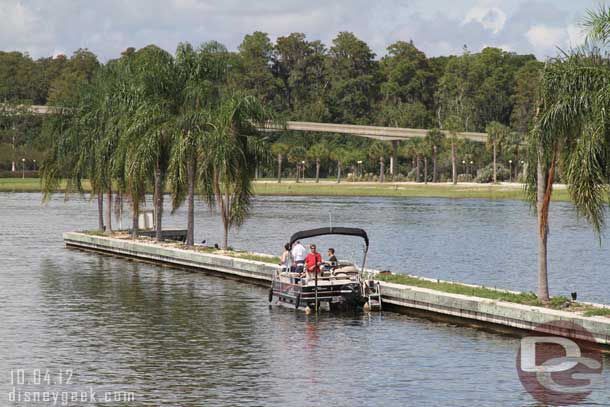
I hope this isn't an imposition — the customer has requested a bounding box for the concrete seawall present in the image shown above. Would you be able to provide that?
[63,232,610,346]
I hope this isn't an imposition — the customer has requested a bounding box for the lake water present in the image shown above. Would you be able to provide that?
[1,192,608,406]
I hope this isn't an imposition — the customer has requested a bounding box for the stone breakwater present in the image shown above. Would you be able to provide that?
[63,232,610,346]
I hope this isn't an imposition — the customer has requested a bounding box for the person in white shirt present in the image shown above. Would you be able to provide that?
[291,241,307,272]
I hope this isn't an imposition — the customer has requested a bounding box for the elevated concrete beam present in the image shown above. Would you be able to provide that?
[15,104,489,143]
[266,121,488,143]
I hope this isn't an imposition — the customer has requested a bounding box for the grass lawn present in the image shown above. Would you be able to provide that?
[374,272,607,315]
[0,177,572,201]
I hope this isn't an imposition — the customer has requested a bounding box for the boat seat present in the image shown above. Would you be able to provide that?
[334,265,358,274]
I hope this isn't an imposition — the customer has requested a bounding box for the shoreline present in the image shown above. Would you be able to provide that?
[0,178,572,201]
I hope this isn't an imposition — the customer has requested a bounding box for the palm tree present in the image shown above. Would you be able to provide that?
[271,143,290,183]
[443,115,464,185]
[368,141,390,183]
[206,93,273,249]
[167,42,228,246]
[426,128,445,183]
[485,121,509,183]
[307,143,329,183]
[122,45,179,242]
[526,7,610,301]
[505,131,524,181]
[41,62,121,234]
[288,146,307,183]
[330,147,350,183]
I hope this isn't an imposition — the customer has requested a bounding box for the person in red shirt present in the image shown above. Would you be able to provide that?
[304,244,322,279]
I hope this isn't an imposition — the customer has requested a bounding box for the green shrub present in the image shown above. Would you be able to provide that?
[475,163,511,183]
[457,174,474,182]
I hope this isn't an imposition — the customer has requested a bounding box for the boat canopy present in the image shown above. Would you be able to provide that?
[289,227,369,249]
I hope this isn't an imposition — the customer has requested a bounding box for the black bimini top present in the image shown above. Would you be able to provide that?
[289,227,369,248]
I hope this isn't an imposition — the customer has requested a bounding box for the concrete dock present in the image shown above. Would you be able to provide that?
[63,232,610,346]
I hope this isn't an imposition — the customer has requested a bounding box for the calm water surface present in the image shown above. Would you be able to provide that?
[1,193,609,406]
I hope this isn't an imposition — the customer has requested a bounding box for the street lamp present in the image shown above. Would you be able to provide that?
[21,158,26,179]
[508,160,513,182]
[301,160,306,181]
[469,161,474,177]
[357,160,363,177]
[33,159,37,171]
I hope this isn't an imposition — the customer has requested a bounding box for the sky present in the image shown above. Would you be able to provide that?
[0,0,607,61]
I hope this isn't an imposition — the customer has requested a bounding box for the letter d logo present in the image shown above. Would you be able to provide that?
[516,320,603,406]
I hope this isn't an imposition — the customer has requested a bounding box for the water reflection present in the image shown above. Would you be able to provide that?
[1,193,609,406]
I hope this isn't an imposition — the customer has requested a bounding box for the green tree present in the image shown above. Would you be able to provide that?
[47,49,100,106]
[273,33,328,118]
[443,115,464,184]
[234,32,279,106]
[207,93,273,249]
[485,121,510,183]
[122,45,179,241]
[511,60,543,134]
[307,142,329,183]
[426,128,445,182]
[380,40,435,107]
[526,7,610,301]
[368,141,390,182]
[271,142,290,183]
[330,147,350,183]
[325,32,379,124]
[288,145,307,182]
[167,41,228,246]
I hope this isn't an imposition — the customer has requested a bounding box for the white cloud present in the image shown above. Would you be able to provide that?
[0,0,601,61]
[526,24,564,50]
[0,1,36,35]
[463,4,507,34]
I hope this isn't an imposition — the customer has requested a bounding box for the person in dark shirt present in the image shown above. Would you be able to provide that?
[327,248,337,268]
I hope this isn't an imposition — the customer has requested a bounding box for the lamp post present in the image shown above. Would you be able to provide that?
[508,160,513,182]
[462,160,466,177]
[301,161,305,182]
[357,160,362,177]
[21,158,26,179]
[469,161,474,178]
[520,160,525,180]
[33,159,37,171]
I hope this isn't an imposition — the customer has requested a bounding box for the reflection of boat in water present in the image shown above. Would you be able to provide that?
[268,227,381,312]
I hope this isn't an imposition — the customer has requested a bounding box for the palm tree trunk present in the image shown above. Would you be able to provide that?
[424,158,428,184]
[379,158,385,183]
[105,187,112,235]
[315,159,320,183]
[493,141,497,183]
[337,163,342,183]
[186,159,196,246]
[97,191,104,231]
[222,191,229,249]
[432,146,438,183]
[295,164,300,183]
[536,153,554,302]
[451,142,457,185]
[131,199,139,239]
[154,161,164,242]
[277,155,282,183]
[416,156,421,183]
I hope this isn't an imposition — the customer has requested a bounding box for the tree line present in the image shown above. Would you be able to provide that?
[1,33,541,181]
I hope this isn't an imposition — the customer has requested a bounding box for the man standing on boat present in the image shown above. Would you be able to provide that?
[291,240,307,272]
[305,244,322,279]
